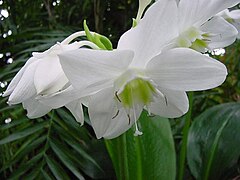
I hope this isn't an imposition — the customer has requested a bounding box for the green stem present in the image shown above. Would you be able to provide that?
[177,92,194,180]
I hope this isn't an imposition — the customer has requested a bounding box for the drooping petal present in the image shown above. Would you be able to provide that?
[3,57,37,97]
[34,56,68,95]
[88,87,141,139]
[22,98,52,119]
[178,0,240,31]
[59,49,133,92]
[37,85,81,108]
[117,0,178,68]
[146,48,227,91]
[8,61,39,104]
[65,100,84,125]
[147,88,189,118]
[200,16,238,49]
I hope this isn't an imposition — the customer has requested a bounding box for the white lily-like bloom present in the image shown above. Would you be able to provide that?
[217,9,240,39]
[3,32,98,124]
[59,0,227,139]
[164,0,240,52]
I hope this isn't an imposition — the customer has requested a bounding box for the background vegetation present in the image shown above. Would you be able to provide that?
[0,0,239,179]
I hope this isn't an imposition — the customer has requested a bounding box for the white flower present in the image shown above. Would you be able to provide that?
[217,9,240,39]
[59,1,227,139]
[156,0,239,52]
[3,32,97,124]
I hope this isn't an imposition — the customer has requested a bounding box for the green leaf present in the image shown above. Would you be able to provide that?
[49,138,85,180]
[187,102,240,180]
[105,111,176,180]
[41,169,53,180]
[0,121,48,145]
[0,135,46,172]
[46,155,70,180]
[8,152,43,179]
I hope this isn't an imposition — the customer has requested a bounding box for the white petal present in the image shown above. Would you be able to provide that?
[103,104,143,139]
[147,88,189,118]
[200,16,238,49]
[228,9,240,20]
[117,0,178,68]
[22,98,52,119]
[88,87,141,139]
[59,49,133,92]
[178,0,240,31]
[34,56,68,95]
[8,61,39,104]
[65,100,84,125]
[146,48,227,91]
[3,57,37,97]
[38,85,81,108]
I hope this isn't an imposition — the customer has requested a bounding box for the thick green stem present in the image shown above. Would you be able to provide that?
[177,92,194,180]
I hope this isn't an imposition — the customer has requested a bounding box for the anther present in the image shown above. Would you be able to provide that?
[164,95,168,106]
[127,114,131,125]
[115,91,121,102]
[112,110,119,119]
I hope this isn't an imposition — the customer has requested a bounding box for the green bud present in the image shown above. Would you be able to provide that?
[83,20,113,50]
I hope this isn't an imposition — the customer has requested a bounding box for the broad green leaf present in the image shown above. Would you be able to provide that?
[187,102,240,180]
[105,111,176,180]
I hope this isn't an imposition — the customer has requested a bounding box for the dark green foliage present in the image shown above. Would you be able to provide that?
[187,103,240,180]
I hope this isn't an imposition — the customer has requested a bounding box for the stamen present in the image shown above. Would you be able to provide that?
[112,110,119,119]
[127,114,131,125]
[164,95,168,106]
[146,105,152,116]
[115,91,122,102]
[131,87,143,136]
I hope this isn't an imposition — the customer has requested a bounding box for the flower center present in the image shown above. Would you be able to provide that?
[177,27,209,52]
[113,69,159,136]
[118,78,156,108]
[114,69,157,108]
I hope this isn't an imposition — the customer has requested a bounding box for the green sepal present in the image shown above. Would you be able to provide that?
[132,18,137,28]
[83,20,113,50]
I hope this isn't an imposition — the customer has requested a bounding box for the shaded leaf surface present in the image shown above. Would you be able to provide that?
[105,111,176,180]
[187,102,240,180]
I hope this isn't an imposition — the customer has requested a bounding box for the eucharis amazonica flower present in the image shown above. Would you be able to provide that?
[3,32,98,124]
[217,9,240,39]
[165,0,240,52]
[59,0,227,139]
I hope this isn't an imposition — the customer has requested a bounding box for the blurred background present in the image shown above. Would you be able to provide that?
[0,0,240,179]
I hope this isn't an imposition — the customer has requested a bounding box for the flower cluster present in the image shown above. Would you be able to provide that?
[3,0,240,139]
